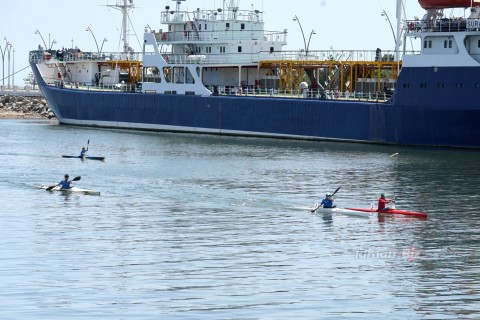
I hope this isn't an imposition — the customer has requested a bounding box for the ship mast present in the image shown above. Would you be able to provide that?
[107,0,135,53]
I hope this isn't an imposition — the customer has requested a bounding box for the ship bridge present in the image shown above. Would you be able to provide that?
[259,49,402,93]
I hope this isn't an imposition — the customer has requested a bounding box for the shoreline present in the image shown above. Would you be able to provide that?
[0,111,50,119]
[0,94,54,119]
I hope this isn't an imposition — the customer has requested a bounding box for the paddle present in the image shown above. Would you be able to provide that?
[45,176,81,191]
[310,186,341,212]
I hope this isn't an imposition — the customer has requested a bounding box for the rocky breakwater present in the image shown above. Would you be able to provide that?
[0,95,55,119]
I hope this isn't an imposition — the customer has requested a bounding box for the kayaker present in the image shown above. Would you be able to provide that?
[59,174,73,189]
[80,146,88,158]
[320,193,336,208]
[378,193,394,211]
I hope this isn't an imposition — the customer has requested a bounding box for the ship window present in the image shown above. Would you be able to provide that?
[172,67,185,84]
[270,47,274,53]
[163,67,172,83]
[143,67,161,83]
[424,40,432,48]
[226,23,230,29]
[205,24,207,30]
[238,46,242,53]
[199,24,202,30]
[241,23,245,30]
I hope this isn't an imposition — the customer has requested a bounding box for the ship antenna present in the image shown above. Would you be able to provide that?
[106,0,135,54]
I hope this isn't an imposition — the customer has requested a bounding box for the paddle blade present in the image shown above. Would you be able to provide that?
[46,185,56,191]
[332,186,341,196]
[72,176,81,181]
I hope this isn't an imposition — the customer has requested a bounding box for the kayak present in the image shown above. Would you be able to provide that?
[40,185,101,196]
[346,207,427,219]
[62,155,105,161]
[314,207,372,218]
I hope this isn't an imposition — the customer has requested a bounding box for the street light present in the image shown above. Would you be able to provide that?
[0,38,13,88]
[12,47,15,88]
[293,15,315,56]
[0,44,6,87]
[293,15,306,55]
[306,30,316,56]
[381,10,396,49]
[35,29,47,49]
[86,26,100,53]
[6,41,12,88]
[100,38,108,53]
[49,39,56,50]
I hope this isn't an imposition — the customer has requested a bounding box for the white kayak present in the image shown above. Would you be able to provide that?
[40,185,100,196]
[311,206,372,218]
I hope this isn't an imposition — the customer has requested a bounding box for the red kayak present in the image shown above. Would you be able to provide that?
[346,207,427,219]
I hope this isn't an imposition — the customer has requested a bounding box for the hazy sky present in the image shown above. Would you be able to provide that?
[0,0,466,86]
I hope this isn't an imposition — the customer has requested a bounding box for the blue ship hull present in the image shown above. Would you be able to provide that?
[31,62,480,149]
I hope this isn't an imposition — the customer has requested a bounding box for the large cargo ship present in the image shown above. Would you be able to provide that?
[29,0,480,149]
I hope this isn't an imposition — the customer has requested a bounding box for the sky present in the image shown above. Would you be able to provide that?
[0,0,467,86]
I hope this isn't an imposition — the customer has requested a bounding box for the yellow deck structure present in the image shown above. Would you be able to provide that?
[259,50,401,93]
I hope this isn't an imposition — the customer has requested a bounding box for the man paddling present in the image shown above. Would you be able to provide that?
[378,193,394,211]
[59,174,73,189]
[80,146,88,158]
[320,193,336,208]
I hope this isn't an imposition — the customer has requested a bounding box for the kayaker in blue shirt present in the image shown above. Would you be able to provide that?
[80,146,88,158]
[59,174,73,189]
[320,193,335,208]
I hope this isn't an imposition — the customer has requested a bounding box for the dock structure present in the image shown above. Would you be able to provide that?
[259,49,402,94]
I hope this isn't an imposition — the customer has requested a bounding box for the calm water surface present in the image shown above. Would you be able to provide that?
[1,119,479,319]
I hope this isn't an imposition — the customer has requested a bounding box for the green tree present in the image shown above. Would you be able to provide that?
[23,72,37,90]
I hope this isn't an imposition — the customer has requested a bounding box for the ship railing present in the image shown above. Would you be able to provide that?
[154,49,402,65]
[161,9,263,24]
[210,86,392,102]
[155,30,287,44]
[273,50,398,62]
[29,49,142,64]
[41,76,391,101]
[155,52,274,65]
[52,81,139,93]
[404,18,480,33]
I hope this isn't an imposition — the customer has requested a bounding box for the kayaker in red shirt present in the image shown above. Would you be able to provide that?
[378,193,394,211]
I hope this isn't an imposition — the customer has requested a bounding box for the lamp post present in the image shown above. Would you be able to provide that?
[293,15,315,56]
[35,29,48,49]
[0,38,13,88]
[86,26,100,53]
[6,41,12,89]
[293,15,307,55]
[0,44,6,87]
[49,38,57,50]
[381,10,396,50]
[306,30,316,56]
[12,47,14,88]
[100,38,108,53]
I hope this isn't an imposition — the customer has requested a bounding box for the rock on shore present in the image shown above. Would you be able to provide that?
[0,95,55,119]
